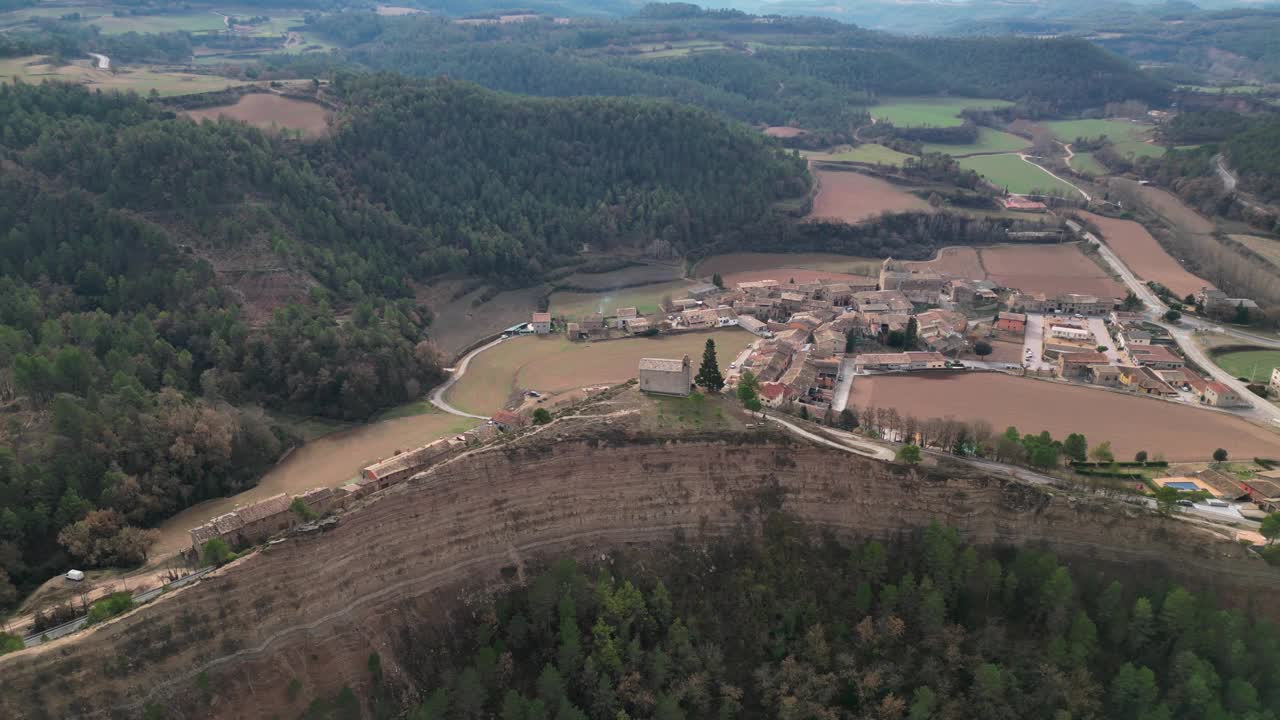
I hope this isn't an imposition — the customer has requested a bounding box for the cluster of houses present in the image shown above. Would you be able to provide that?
[1155,467,1280,514]
[994,308,1251,408]
[188,424,500,554]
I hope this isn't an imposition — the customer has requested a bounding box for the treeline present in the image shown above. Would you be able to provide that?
[1149,111,1280,203]
[345,518,1280,720]
[692,210,1057,262]
[0,19,193,64]
[275,8,1164,131]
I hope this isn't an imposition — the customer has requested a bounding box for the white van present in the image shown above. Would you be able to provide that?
[65,569,85,582]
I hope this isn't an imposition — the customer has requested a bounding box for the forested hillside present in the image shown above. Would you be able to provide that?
[359,518,1280,720]
[0,78,803,605]
[1149,111,1280,204]
[270,8,1164,129]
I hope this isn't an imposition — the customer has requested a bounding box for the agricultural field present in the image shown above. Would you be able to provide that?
[901,246,984,279]
[1044,119,1165,159]
[1069,152,1108,176]
[697,251,880,287]
[549,279,695,318]
[416,280,544,358]
[957,154,1080,196]
[151,409,479,556]
[763,126,807,138]
[625,40,728,59]
[848,372,1280,461]
[1212,348,1280,383]
[807,168,932,223]
[868,96,1013,127]
[1116,180,1217,236]
[0,55,239,96]
[445,330,754,416]
[980,243,1124,298]
[902,243,1122,296]
[802,144,916,166]
[1078,211,1211,298]
[89,10,229,35]
[184,93,333,138]
[920,127,1029,156]
[1230,234,1280,268]
[557,263,684,290]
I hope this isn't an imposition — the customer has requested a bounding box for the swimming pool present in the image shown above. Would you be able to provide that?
[1163,481,1200,491]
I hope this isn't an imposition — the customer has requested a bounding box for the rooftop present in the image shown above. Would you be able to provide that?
[639,357,688,373]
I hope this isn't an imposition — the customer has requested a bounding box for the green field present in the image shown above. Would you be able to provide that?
[1177,85,1265,95]
[920,127,1029,156]
[1044,119,1165,159]
[1070,152,1108,176]
[1213,349,1280,383]
[869,96,1014,128]
[0,55,240,96]
[802,143,916,166]
[957,154,1080,195]
[90,11,229,35]
[549,279,694,318]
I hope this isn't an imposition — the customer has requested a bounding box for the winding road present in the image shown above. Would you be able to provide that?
[87,52,109,70]
[427,336,508,419]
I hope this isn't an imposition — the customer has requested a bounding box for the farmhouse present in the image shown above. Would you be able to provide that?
[878,263,946,303]
[1089,364,1124,387]
[671,298,700,311]
[638,355,693,396]
[531,312,552,334]
[998,196,1048,212]
[491,410,529,431]
[1011,293,1113,315]
[1239,474,1280,510]
[852,290,913,314]
[687,283,720,299]
[681,307,718,329]
[1128,344,1185,370]
[995,312,1026,334]
[1118,366,1178,397]
[1048,324,1093,342]
[1057,352,1110,379]
[1201,382,1248,408]
[626,317,652,334]
[715,306,738,327]
[852,351,946,373]
[737,315,771,337]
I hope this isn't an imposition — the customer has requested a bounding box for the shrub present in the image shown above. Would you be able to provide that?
[532,408,552,425]
[0,632,23,655]
[86,592,135,625]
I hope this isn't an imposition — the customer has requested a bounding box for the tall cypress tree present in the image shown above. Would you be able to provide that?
[695,338,725,392]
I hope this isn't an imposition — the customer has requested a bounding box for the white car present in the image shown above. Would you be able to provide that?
[729,362,737,369]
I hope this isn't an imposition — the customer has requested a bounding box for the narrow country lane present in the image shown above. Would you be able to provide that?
[428,336,507,419]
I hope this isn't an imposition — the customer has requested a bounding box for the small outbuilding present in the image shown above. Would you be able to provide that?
[639,355,693,397]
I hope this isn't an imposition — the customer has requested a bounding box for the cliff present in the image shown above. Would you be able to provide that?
[2,419,1277,719]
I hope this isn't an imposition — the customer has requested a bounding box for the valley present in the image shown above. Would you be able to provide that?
[2,1,1280,717]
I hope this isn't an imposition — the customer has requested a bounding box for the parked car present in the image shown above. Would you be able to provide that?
[1176,500,1194,507]
[1207,500,1229,508]
[729,362,737,369]
[65,569,85,582]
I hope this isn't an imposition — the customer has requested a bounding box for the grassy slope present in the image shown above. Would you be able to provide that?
[958,154,1078,195]
[802,144,916,166]
[920,127,1029,156]
[1045,119,1165,158]
[1214,349,1280,383]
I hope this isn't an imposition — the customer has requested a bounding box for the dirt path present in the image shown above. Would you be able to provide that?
[86,52,109,70]
[1017,152,1090,201]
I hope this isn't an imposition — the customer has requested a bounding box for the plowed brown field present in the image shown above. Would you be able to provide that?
[848,372,1280,461]
[185,94,332,138]
[1080,211,1212,298]
[980,244,1123,297]
[807,169,931,223]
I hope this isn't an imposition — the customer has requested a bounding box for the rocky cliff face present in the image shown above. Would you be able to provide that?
[3,429,1276,719]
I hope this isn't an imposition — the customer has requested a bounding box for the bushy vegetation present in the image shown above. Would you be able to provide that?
[389,517,1280,720]
[85,591,134,625]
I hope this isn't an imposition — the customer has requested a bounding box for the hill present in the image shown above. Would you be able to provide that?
[0,77,804,604]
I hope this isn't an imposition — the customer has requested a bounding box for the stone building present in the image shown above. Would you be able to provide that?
[638,355,692,396]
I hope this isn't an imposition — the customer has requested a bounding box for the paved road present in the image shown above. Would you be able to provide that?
[831,357,855,412]
[1214,154,1238,193]
[1021,313,1055,372]
[428,336,507,419]
[87,52,109,70]
[23,566,215,648]
[1084,228,1280,423]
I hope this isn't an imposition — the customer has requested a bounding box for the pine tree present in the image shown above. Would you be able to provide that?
[695,339,725,392]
